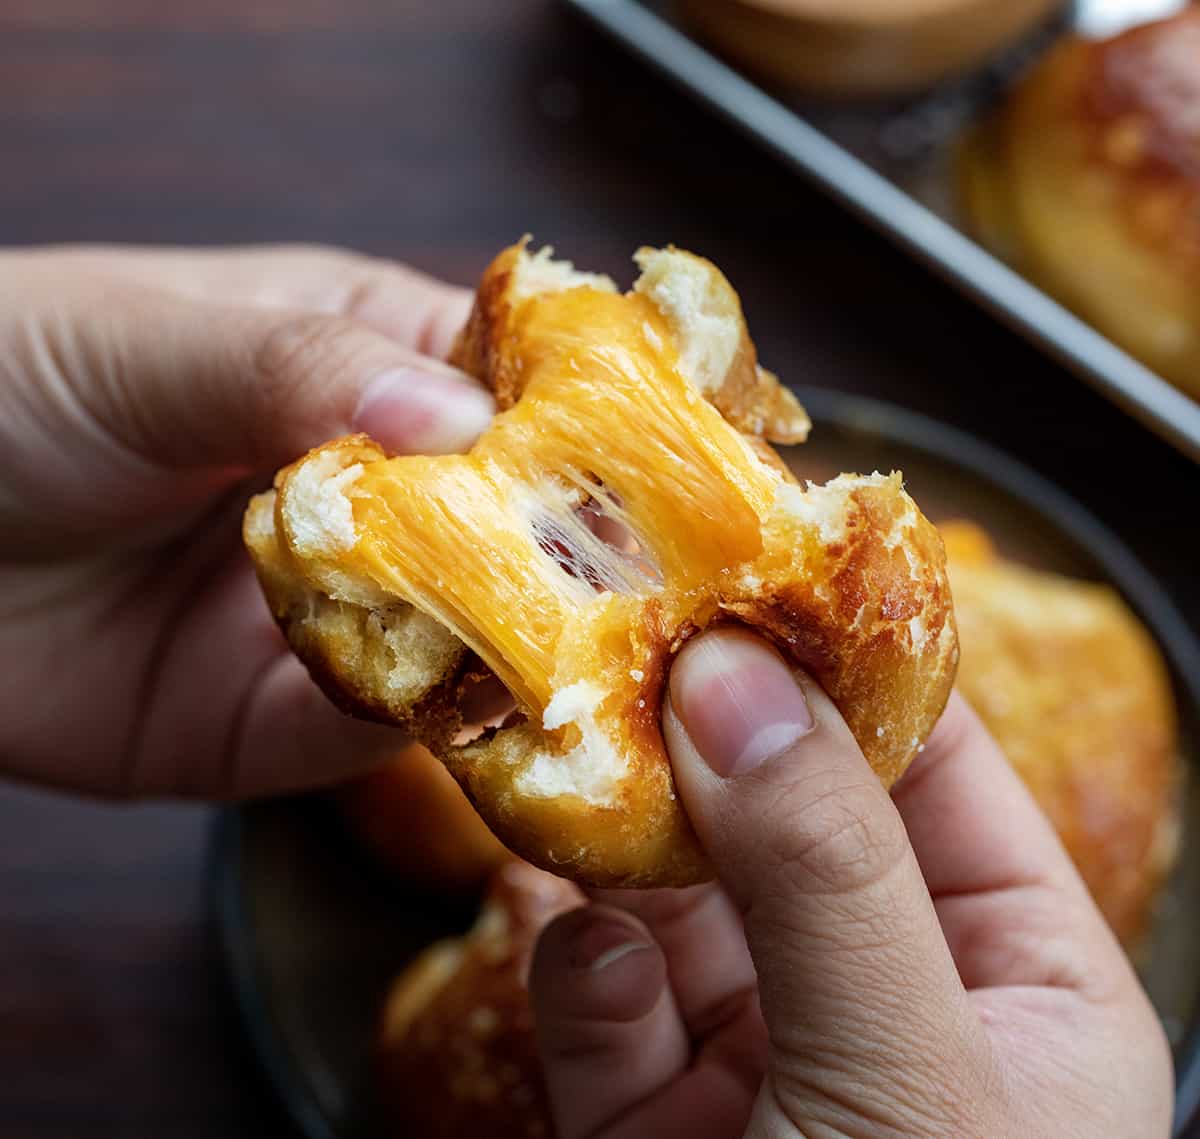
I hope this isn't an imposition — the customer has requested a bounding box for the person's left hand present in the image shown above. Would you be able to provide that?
[0,245,494,798]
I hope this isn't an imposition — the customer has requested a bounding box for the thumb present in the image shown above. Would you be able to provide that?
[663,628,989,1133]
[28,271,494,477]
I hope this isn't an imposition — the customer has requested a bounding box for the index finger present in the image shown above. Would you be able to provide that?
[3,244,473,358]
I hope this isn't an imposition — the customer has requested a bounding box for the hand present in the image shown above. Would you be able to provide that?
[529,628,1173,1138]
[0,245,493,798]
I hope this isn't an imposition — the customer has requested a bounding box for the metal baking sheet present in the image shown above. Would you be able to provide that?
[564,0,1200,461]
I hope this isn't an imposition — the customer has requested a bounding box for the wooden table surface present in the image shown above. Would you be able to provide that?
[1,2,1196,1136]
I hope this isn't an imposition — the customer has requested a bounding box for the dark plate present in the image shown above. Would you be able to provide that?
[561,0,1200,461]
[213,388,1200,1138]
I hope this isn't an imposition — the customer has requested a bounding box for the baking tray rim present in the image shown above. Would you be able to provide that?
[562,0,1200,463]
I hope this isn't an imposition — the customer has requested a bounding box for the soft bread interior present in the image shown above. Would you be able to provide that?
[634,245,754,401]
[512,244,617,302]
[245,487,466,730]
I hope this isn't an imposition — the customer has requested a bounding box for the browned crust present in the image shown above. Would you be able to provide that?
[1076,11,1200,272]
[959,12,1200,397]
[941,521,1180,950]
[1084,11,1200,185]
[717,362,810,444]
[448,242,527,411]
[374,863,580,1139]
[439,586,710,888]
[729,480,958,788]
[445,728,708,890]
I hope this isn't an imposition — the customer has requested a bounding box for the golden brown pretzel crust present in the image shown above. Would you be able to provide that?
[375,862,580,1139]
[244,241,957,888]
[960,9,1200,397]
[942,523,1180,948]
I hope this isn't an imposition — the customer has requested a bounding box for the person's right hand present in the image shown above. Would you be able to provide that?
[529,628,1173,1138]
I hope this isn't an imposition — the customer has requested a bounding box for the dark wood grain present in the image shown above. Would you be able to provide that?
[0,1,1196,1136]
[0,785,289,1138]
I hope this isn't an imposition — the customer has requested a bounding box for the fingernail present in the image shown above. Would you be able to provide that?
[569,919,651,973]
[670,630,813,778]
[353,368,494,454]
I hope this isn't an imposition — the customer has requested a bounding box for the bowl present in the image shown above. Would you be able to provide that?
[213,387,1200,1137]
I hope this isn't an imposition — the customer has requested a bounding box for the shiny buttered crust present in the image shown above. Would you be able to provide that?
[678,0,1063,97]
[943,523,1180,948]
[244,240,957,888]
[960,9,1200,398]
[375,862,580,1139]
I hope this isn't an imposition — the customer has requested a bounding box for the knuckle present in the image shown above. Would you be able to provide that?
[341,263,470,358]
[252,311,361,416]
[255,311,342,390]
[340,269,403,323]
[254,243,374,285]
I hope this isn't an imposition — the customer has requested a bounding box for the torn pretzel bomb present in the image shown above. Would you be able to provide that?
[244,240,958,887]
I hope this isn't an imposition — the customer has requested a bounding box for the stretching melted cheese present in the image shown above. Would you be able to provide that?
[339,287,778,717]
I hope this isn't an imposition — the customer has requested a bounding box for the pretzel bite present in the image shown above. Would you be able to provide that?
[244,240,957,887]
[961,9,1200,398]
[374,862,580,1139]
[942,522,1180,948]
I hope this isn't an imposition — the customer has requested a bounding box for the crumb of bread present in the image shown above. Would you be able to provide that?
[513,244,617,301]
[514,682,627,805]
[633,247,739,396]
[286,451,364,556]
